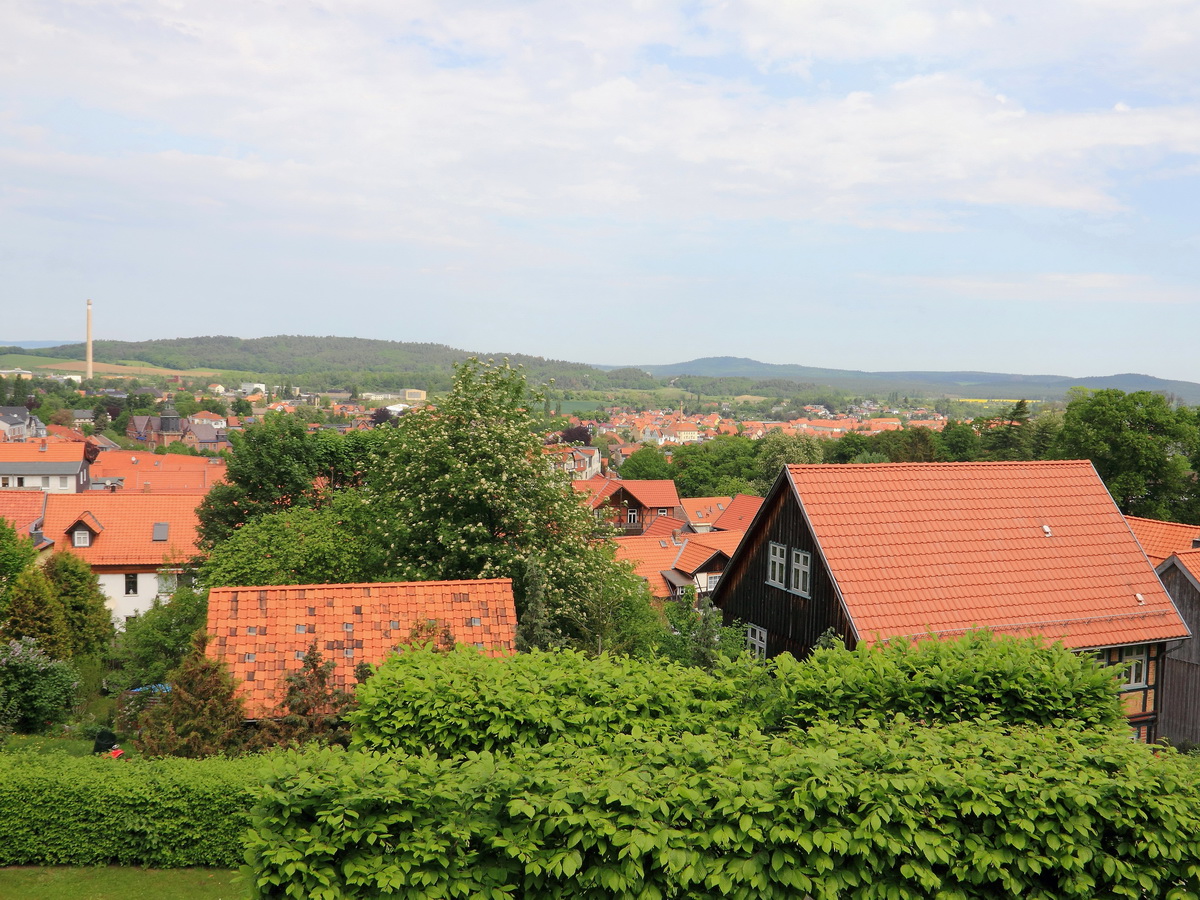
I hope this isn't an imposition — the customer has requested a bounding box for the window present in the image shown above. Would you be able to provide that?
[41,476,50,488]
[705,572,721,592]
[124,573,138,595]
[746,624,768,659]
[658,508,668,517]
[1120,646,1148,689]
[767,543,786,587]
[156,571,178,595]
[627,508,639,525]
[73,529,91,548]
[790,549,812,597]
[58,476,68,489]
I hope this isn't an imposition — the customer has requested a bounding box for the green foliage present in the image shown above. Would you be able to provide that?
[1,567,71,659]
[0,753,260,867]
[1053,388,1200,521]
[109,585,208,691]
[668,435,759,498]
[42,551,115,658]
[348,645,760,756]
[752,429,823,493]
[200,495,379,588]
[136,633,247,758]
[0,637,79,733]
[658,590,747,671]
[618,444,671,480]
[247,722,1200,899]
[254,642,353,749]
[366,359,657,651]
[771,631,1126,731]
[0,517,37,612]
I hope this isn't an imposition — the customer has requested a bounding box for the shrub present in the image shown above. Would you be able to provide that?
[769,630,1126,731]
[0,637,78,733]
[246,721,1200,899]
[349,645,765,755]
[0,752,262,867]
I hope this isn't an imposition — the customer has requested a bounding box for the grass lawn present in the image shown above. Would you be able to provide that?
[0,867,242,900]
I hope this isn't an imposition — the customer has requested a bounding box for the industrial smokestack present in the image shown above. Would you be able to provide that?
[86,299,93,380]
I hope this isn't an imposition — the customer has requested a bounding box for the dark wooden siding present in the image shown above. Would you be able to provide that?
[715,482,853,659]
[1156,563,1200,744]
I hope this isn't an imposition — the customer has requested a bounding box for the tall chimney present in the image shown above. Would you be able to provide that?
[86,299,94,380]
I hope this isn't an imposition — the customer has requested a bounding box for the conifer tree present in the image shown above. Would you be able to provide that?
[136,632,247,757]
[42,551,114,658]
[1,567,71,660]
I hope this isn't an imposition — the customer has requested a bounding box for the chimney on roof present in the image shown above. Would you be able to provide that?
[671,529,682,545]
[39,440,47,452]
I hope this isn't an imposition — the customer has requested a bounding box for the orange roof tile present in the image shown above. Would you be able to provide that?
[0,492,47,538]
[1125,515,1200,565]
[89,453,227,494]
[618,480,681,510]
[0,443,88,463]
[712,494,763,531]
[206,579,517,717]
[1164,549,1200,587]
[613,536,687,598]
[680,497,731,524]
[40,493,203,567]
[784,461,1189,650]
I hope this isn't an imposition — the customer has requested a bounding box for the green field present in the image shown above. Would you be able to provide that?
[0,868,242,900]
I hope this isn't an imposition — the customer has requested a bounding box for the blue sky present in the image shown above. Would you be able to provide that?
[2,1,1199,382]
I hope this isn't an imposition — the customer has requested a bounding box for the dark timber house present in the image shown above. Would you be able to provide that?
[712,460,1191,741]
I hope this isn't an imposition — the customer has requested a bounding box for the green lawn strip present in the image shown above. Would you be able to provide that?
[0,867,241,900]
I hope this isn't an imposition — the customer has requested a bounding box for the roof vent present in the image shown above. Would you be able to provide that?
[1193,538,1200,550]
[1136,593,1146,606]
[1042,525,1052,537]
[131,457,138,464]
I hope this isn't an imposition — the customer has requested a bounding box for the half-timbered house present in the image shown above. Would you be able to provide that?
[712,460,1191,741]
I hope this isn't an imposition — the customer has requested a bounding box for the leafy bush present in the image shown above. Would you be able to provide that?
[349,645,765,755]
[0,637,78,733]
[0,752,262,866]
[769,631,1126,731]
[246,721,1200,899]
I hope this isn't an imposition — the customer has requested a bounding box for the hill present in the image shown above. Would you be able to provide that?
[16,339,1200,403]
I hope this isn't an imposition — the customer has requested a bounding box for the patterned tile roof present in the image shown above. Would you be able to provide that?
[618,480,682,510]
[0,442,88,464]
[1125,515,1200,565]
[712,493,763,531]
[206,579,517,717]
[680,497,731,525]
[40,493,202,567]
[785,461,1189,650]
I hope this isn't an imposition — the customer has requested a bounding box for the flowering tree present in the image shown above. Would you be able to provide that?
[365,359,658,652]
[0,637,78,733]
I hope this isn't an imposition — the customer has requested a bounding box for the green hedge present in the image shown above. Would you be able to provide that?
[771,631,1127,731]
[349,646,767,754]
[0,753,263,866]
[245,722,1200,899]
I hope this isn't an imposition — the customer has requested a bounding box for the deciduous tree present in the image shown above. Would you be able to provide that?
[42,551,114,659]
[1,568,71,660]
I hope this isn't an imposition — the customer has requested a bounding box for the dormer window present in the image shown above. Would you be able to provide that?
[73,529,91,548]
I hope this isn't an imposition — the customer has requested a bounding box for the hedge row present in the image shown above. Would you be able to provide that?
[770,631,1127,731]
[349,646,768,754]
[0,753,263,866]
[245,722,1200,899]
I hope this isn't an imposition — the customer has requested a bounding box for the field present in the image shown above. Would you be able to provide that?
[0,353,218,378]
[0,867,241,900]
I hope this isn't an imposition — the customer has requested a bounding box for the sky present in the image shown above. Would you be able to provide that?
[2,1,1199,382]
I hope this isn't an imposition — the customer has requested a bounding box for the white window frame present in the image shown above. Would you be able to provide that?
[59,476,68,489]
[124,573,138,596]
[1120,645,1148,689]
[73,529,91,548]
[627,508,639,525]
[746,624,768,659]
[705,572,721,592]
[767,543,786,587]
[790,549,812,597]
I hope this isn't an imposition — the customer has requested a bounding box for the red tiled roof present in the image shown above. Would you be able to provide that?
[0,492,47,538]
[712,494,763,531]
[0,443,87,463]
[680,496,731,524]
[89,453,227,494]
[206,579,517,717]
[1125,515,1200,565]
[1165,549,1200,586]
[619,480,681,510]
[641,515,684,537]
[40,493,202,567]
[614,530,745,598]
[784,461,1189,650]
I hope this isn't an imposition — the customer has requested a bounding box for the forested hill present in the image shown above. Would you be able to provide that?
[23,338,1200,402]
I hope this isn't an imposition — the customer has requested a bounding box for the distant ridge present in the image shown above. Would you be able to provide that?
[12,339,1200,403]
